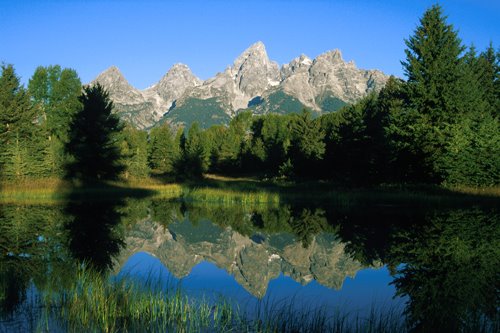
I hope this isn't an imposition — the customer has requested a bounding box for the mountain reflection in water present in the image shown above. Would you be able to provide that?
[0,196,498,332]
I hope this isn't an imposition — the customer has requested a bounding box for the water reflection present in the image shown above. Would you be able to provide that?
[0,205,65,315]
[388,208,500,332]
[64,197,125,272]
[0,197,498,331]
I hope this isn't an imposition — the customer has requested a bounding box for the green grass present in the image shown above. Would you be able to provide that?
[1,176,498,206]
[183,186,280,205]
[14,266,412,333]
[7,266,499,332]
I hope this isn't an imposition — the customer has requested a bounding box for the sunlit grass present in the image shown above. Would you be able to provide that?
[447,184,500,197]
[0,176,498,205]
[184,187,280,205]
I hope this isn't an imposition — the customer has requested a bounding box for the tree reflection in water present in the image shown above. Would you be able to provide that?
[0,196,498,332]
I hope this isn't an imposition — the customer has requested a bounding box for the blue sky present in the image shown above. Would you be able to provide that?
[1,0,498,89]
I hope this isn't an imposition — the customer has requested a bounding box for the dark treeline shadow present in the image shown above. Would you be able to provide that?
[63,194,126,272]
[330,205,500,332]
[388,208,499,332]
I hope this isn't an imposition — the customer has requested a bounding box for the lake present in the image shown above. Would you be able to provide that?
[0,194,498,332]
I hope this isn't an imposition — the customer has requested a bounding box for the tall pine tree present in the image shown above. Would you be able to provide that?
[0,64,44,180]
[65,84,124,183]
[402,4,466,123]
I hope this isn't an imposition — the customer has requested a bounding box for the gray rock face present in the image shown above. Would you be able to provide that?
[178,41,281,113]
[92,42,389,128]
[145,63,202,110]
[115,219,368,298]
[279,49,388,111]
[93,65,201,129]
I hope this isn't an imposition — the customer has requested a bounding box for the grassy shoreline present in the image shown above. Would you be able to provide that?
[0,176,499,205]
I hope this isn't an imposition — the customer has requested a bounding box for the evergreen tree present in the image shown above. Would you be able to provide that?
[207,111,252,173]
[65,84,124,183]
[148,123,180,174]
[245,114,292,176]
[120,125,149,179]
[397,5,477,183]
[0,65,36,149]
[402,4,466,123]
[0,64,44,180]
[2,133,29,180]
[176,123,209,179]
[477,44,500,116]
[289,110,325,178]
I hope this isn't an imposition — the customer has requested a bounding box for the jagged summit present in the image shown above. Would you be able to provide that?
[92,42,389,129]
[148,63,202,102]
[94,66,131,88]
[98,65,122,76]
[233,41,269,66]
[316,49,344,63]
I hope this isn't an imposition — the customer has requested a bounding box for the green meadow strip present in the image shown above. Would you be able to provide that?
[0,177,498,206]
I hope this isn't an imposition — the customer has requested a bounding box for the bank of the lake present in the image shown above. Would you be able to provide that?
[1,176,499,206]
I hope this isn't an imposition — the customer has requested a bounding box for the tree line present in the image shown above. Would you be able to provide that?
[0,5,498,187]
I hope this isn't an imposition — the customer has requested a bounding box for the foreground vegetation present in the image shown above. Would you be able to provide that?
[8,267,412,333]
[7,263,497,333]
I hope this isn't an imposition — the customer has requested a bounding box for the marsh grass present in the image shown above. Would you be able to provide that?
[34,267,239,333]
[5,266,498,333]
[0,266,411,333]
[1,176,498,207]
[183,187,280,205]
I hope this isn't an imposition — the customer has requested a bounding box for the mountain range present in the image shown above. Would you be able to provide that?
[93,42,389,129]
[115,218,373,298]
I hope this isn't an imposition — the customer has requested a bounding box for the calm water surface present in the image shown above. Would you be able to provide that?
[0,196,498,332]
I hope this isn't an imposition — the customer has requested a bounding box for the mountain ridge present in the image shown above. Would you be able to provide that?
[93,41,389,129]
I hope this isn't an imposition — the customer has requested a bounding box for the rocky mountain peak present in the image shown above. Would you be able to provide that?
[94,66,134,92]
[281,54,313,78]
[233,41,268,67]
[230,41,281,97]
[149,63,202,102]
[316,49,344,64]
[92,43,389,129]
[165,63,199,79]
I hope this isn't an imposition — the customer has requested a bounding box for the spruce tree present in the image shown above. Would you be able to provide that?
[0,64,43,180]
[397,5,473,183]
[120,125,149,179]
[477,44,500,116]
[65,84,124,183]
[402,4,466,123]
[176,123,209,179]
[0,65,36,148]
[289,110,325,178]
[148,123,180,174]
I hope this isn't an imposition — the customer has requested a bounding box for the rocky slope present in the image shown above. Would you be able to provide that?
[93,65,201,129]
[93,42,389,129]
[114,218,368,298]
